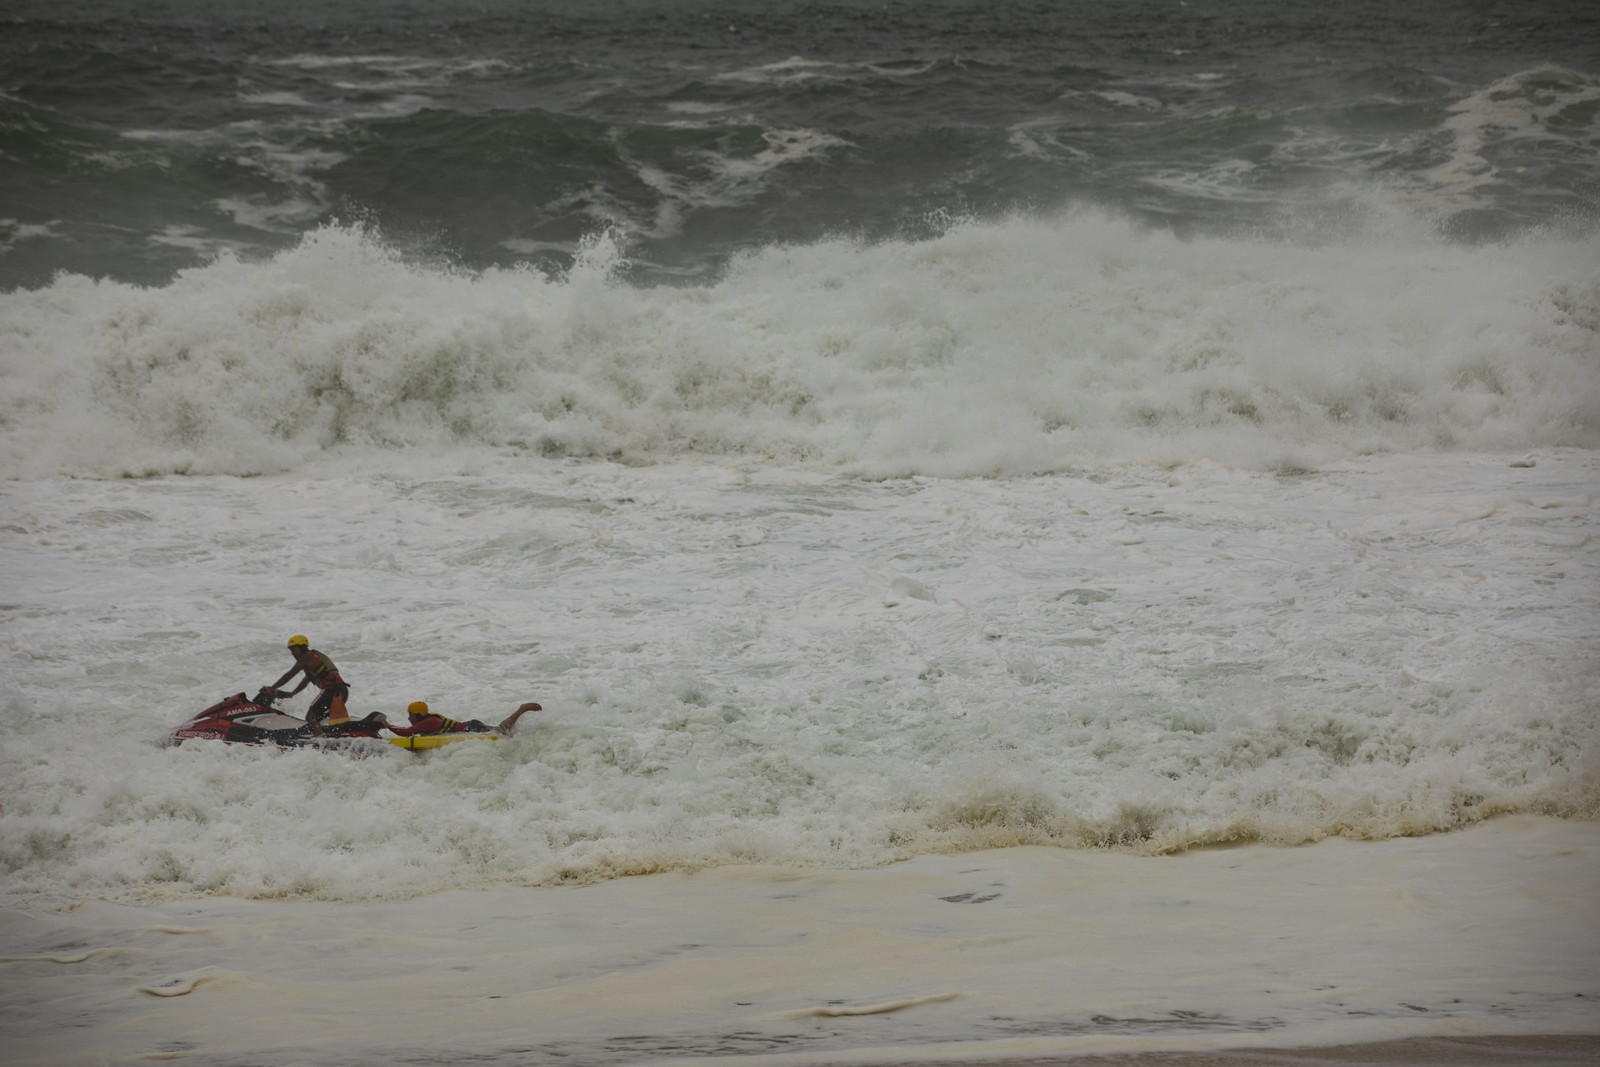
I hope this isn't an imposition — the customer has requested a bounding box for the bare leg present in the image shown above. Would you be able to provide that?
[497,701,542,734]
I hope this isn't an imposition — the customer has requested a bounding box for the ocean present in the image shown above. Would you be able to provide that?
[1,1,1597,1064]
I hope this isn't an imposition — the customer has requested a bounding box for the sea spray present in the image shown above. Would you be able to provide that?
[2,214,1597,479]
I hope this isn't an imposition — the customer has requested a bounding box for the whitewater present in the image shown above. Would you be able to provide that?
[4,212,1597,482]
[3,213,1599,1064]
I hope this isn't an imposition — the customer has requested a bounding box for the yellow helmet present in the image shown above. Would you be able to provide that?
[407,700,430,716]
[287,634,309,648]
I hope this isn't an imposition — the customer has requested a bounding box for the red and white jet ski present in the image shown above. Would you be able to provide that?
[168,688,388,749]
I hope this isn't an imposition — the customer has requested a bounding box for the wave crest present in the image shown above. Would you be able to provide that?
[1,214,1596,479]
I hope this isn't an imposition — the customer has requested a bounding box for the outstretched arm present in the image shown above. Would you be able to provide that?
[380,712,450,737]
[497,701,542,734]
[268,664,303,696]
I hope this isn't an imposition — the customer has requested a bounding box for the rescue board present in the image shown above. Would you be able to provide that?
[387,734,500,751]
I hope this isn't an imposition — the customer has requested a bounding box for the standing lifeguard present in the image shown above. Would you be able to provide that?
[269,635,350,732]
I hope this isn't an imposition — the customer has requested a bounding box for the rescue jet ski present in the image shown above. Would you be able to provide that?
[168,688,388,749]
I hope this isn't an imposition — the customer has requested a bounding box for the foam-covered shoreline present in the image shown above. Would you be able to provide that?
[3,450,1596,906]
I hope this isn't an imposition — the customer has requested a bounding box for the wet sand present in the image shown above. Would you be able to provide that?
[819,1034,1600,1067]
[5,820,1596,1066]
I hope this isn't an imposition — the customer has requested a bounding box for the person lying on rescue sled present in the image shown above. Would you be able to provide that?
[380,699,542,737]
[267,634,351,734]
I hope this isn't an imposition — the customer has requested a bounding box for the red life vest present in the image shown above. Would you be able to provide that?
[301,650,345,689]
[399,714,487,736]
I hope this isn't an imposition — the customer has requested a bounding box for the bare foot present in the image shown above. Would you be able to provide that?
[497,701,542,734]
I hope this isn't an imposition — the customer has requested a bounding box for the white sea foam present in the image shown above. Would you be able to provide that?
[2,20,1599,1062]
[617,127,849,240]
[147,224,249,257]
[239,91,316,108]
[1,215,1596,915]
[0,218,60,251]
[0,213,1594,480]
[211,192,328,232]
[1425,67,1600,205]
[1088,89,1164,111]
[715,56,850,85]
[0,444,1594,906]
[268,53,513,80]
[665,100,741,116]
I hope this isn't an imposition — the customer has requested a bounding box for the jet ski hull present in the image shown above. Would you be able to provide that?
[169,690,388,749]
